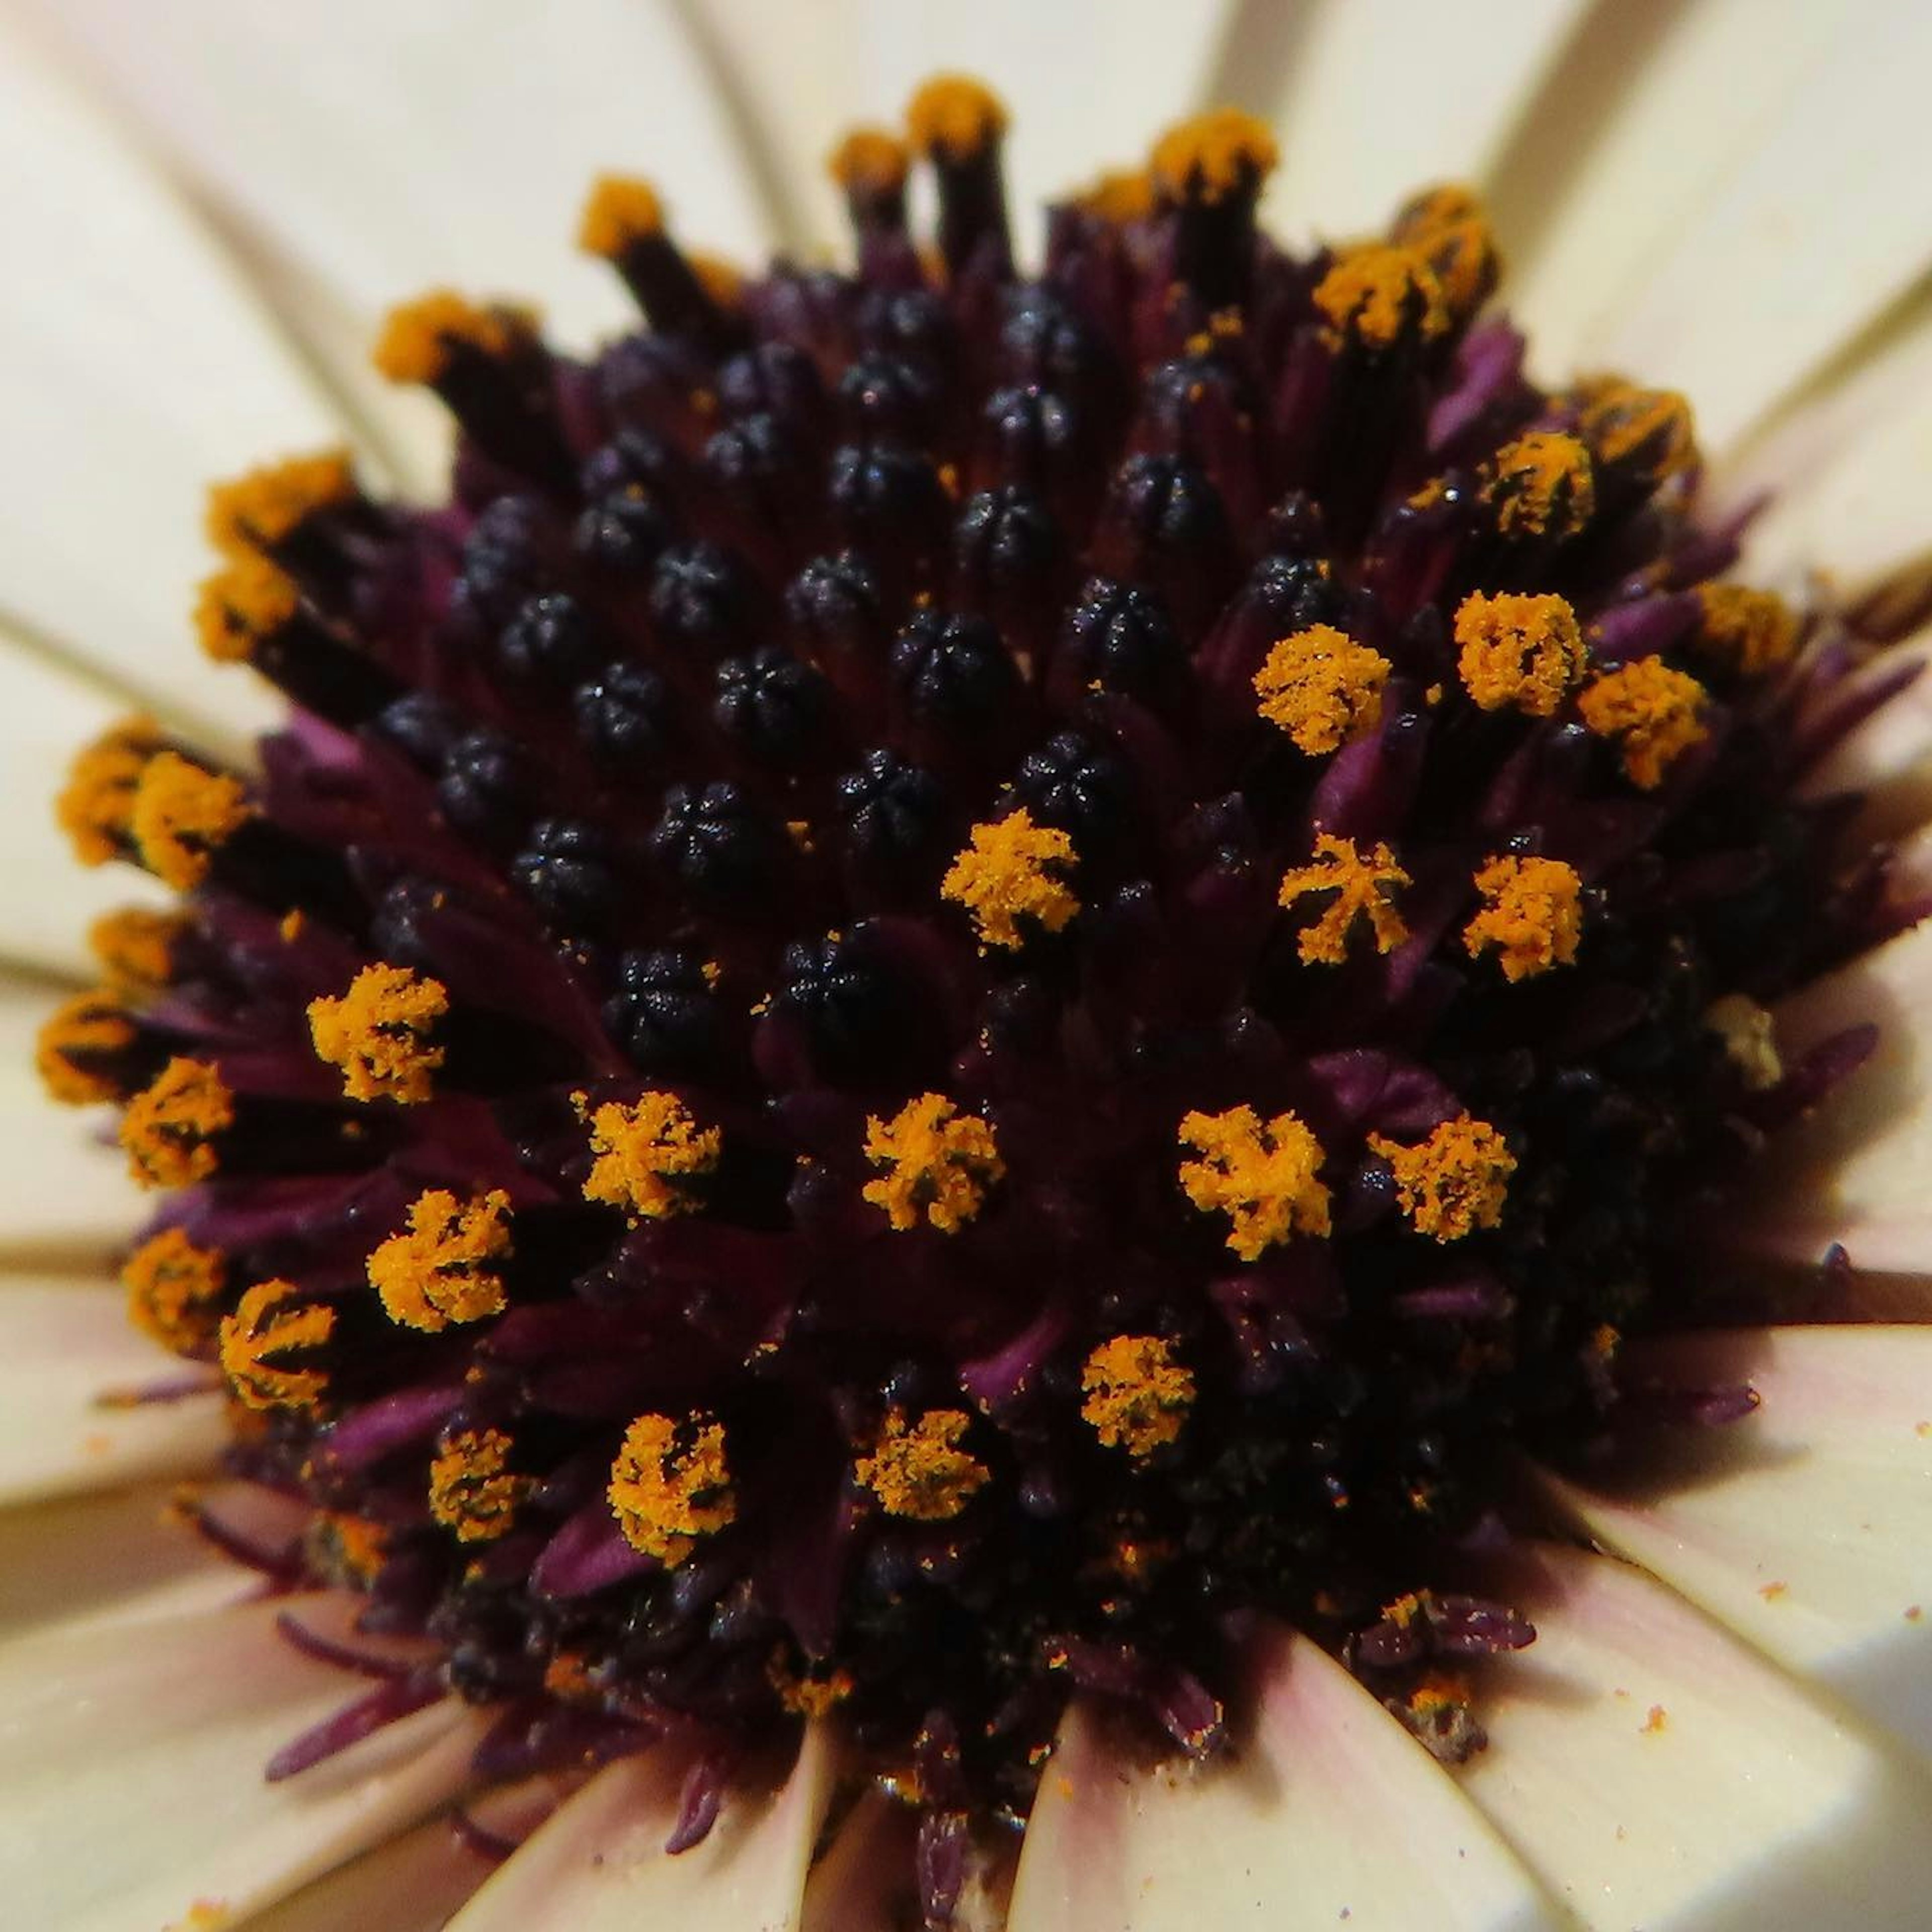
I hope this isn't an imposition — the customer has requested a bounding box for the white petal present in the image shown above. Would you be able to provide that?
[0,1275,224,1506]
[1453,1541,1932,1930]
[1579,4,1932,451]
[1533,1325,1932,1761]
[0,630,177,981]
[1007,1624,1553,1931]
[1250,0,1589,242]
[0,1592,481,1932]
[448,1722,834,1931]
[28,0,773,357]
[0,20,342,752]
[1798,626,1932,842]
[245,1818,493,1932]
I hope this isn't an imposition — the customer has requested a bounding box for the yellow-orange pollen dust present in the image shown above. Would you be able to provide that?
[828,129,910,198]
[1080,1336,1196,1459]
[1253,624,1392,755]
[941,808,1080,951]
[1694,583,1799,677]
[130,751,254,891]
[856,1409,990,1520]
[1277,833,1411,965]
[372,292,528,386]
[1148,108,1279,205]
[57,718,164,867]
[577,175,666,259]
[608,1412,737,1564]
[1370,1114,1516,1243]
[1178,1105,1332,1261]
[1483,432,1595,542]
[219,1278,336,1412]
[1464,854,1585,982]
[1314,245,1449,350]
[35,989,134,1105]
[1455,591,1588,716]
[123,1226,227,1356]
[1577,657,1709,790]
[904,74,1009,164]
[120,1057,234,1188]
[309,1511,389,1587]
[1077,169,1156,226]
[194,553,299,663]
[429,1428,530,1543]
[307,963,449,1105]
[581,1090,722,1219]
[205,449,355,559]
[367,1189,514,1333]
[89,906,184,995]
[861,1092,1004,1233]
[1574,379,1699,483]
[1389,184,1499,322]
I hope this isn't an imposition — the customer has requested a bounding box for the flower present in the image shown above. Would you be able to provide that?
[4,13,1932,1932]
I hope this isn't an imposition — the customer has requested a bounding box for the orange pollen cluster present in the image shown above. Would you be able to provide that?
[428,1428,529,1543]
[372,291,527,385]
[57,717,163,866]
[1314,245,1449,350]
[1253,624,1392,755]
[1148,108,1279,204]
[905,74,1009,163]
[308,1511,389,1586]
[1483,432,1595,541]
[1464,855,1585,982]
[123,1226,227,1355]
[218,1278,336,1412]
[771,1655,857,1719]
[1370,1114,1516,1242]
[130,752,254,890]
[856,1408,990,1520]
[89,907,184,993]
[35,989,133,1105]
[608,1412,737,1564]
[581,1090,722,1219]
[307,963,449,1104]
[1078,169,1156,225]
[861,1092,1004,1233]
[1277,833,1411,965]
[1177,1105,1332,1261]
[367,1189,513,1332]
[1577,657,1709,789]
[1575,380,1699,481]
[1080,1336,1196,1458]
[1694,583,1799,676]
[205,449,355,558]
[120,1057,234,1188]
[577,175,666,259]
[1390,183,1499,320]
[828,128,910,197]
[941,809,1080,951]
[194,553,299,663]
[1454,590,1588,716]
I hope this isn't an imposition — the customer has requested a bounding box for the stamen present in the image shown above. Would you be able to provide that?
[35,989,135,1105]
[1080,1336,1195,1458]
[578,176,735,344]
[1482,432,1595,542]
[608,1412,736,1564]
[856,1408,989,1520]
[1464,855,1585,982]
[1454,590,1587,716]
[940,809,1080,951]
[307,964,449,1105]
[205,450,356,559]
[1574,379,1699,485]
[576,175,665,259]
[1693,583,1798,677]
[861,1093,1003,1233]
[1577,657,1709,789]
[88,907,183,995]
[582,1091,721,1220]
[119,1057,233,1188]
[367,1189,513,1332]
[1075,170,1155,226]
[1277,833,1411,964]
[309,1512,389,1587]
[219,1278,335,1412]
[429,1428,529,1543]
[123,1227,227,1356]
[1314,246,1450,352]
[130,752,254,890]
[56,717,163,867]
[1178,1105,1332,1260]
[1389,185,1500,321]
[194,553,299,663]
[371,290,526,386]
[1148,108,1279,206]
[1369,1115,1515,1242]
[905,73,1008,166]
[829,127,911,238]
[1253,623,1392,754]
[905,75,1012,280]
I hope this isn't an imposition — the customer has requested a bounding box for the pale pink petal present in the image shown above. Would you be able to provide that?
[244,1817,494,1932]
[0,1592,482,1932]
[1453,1541,1932,1930]
[447,1721,834,1930]
[1006,1624,1553,1930]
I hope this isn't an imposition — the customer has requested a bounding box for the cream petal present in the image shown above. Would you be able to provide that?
[447,1721,834,1931]
[1532,1325,1932,1761]
[1006,1624,1554,1931]
[0,1276,225,1506]
[0,1592,481,1932]
[1453,1541,1932,1931]
[27,0,773,358]
[799,1790,916,1931]
[244,1818,493,1932]
[0,20,344,752]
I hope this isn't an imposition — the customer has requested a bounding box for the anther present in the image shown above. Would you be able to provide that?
[1177,1105,1331,1260]
[1481,432,1595,544]
[429,1428,529,1543]
[88,907,186,995]
[856,1408,990,1520]
[862,1093,1003,1233]
[1577,657,1710,789]
[1693,583,1799,678]
[1574,379,1699,491]
[1314,246,1450,353]
[367,1189,513,1332]
[1080,1336,1196,1458]
[129,752,254,890]
[830,128,914,279]
[219,1278,335,1412]
[1464,855,1584,981]
[608,1412,736,1564]
[36,989,140,1105]
[1253,624,1392,754]
[1454,591,1587,716]
[1148,108,1279,309]
[581,1091,722,1220]
[941,809,1080,951]
[56,718,165,867]
[1369,1115,1515,1242]
[119,1057,233,1187]
[905,74,1013,281]
[123,1227,226,1357]
[1389,185,1500,323]
[307,963,448,1105]
[1277,833,1411,965]
[580,176,741,350]
[205,450,358,562]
